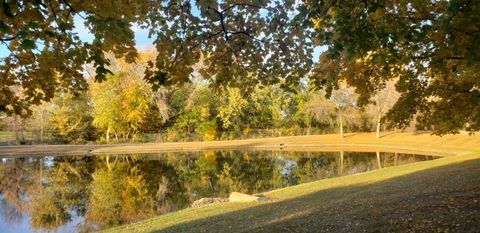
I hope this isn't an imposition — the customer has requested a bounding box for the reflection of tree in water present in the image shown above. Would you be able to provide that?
[0,156,95,232]
[137,155,190,215]
[291,152,338,184]
[85,156,154,230]
[290,152,430,184]
[181,151,280,196]
[28,187,70,231]
[0,158,35,223]
[29,156,92,232]
[0,200,23,226]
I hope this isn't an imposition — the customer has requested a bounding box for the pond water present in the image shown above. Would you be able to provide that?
[0,150,437,232]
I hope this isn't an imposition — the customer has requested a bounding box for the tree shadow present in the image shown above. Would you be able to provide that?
[342,133,362,138]
[377,131,397,138]
[148,157,480,233]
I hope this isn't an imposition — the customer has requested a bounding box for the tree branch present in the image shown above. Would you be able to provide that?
[0,36,16,41]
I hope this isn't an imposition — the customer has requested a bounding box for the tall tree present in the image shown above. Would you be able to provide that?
[90,73,126,142]
[246,85,289,129]
[2,0,479,134]
[217,87,247,131]
[305,0,480,134]
[306,92,336,132]
[291,90,314,134]
[171,86,218,141]
[49,92,94,143]
[370,81,399,138]
[316,52,400,137]
[121,76,151,136]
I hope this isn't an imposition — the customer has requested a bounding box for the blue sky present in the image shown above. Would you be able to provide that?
[0,15,155,57]
[72,15,155,50]
[72,15,325,59]
[1,15,324,61]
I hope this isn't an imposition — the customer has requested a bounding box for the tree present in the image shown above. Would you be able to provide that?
[331,89,359,138]
[170,86,218,141]
[1,102,50,144]
[370,81,399,138]
[305,0,480,134]
[121,76,151,135]
[291,90,314,135]
[90,65,152,141]
[217,87,247,130]
[316,52,400,137]
[3,0,479,134]
[245,85,289,129]
[116,50,172,134]
[306,88,356,138]
[306,92,336,131]
[0,0,312,116]
[90,73,126,142]
[48,92,95,143]
[24,102,50,143]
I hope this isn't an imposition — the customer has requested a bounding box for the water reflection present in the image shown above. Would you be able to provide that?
[0,151,436,232]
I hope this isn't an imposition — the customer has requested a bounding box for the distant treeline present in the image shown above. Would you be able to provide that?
[0,53,406,145]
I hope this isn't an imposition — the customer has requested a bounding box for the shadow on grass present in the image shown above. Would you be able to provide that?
[377,131,397,138]
[148,157,480,233]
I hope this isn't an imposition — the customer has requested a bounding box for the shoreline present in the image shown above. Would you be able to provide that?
[1,132,477,156]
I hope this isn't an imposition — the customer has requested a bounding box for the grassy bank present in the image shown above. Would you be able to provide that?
[100,133,480,232]
[1,132,479,156]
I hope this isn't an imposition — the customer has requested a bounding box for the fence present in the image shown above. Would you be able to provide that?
[143,127,337,143]
[0,127,338,145]
[0,130,54,145]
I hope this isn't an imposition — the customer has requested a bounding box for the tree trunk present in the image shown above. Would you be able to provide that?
[307,119,311,135]
[106,129,110,142]
[376,121,381,139]
[14,116,19,143]
[339,151,344,175]
[376,151,382,169]
[394,152,398,166]
[106,155,111,171]
[339,113,344,138]
[40,109,44,143]
[39,157,43,184]
[375,95,382,139]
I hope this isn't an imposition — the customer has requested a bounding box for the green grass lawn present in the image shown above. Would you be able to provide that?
[104,148,480,232]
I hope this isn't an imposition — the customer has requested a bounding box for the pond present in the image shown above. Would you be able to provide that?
[0,150,437,233]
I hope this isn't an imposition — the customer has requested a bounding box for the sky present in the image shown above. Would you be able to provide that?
[71,15,326,59]
[72,15,155,50]
[1,14,325,62]
[0,15,155,57]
